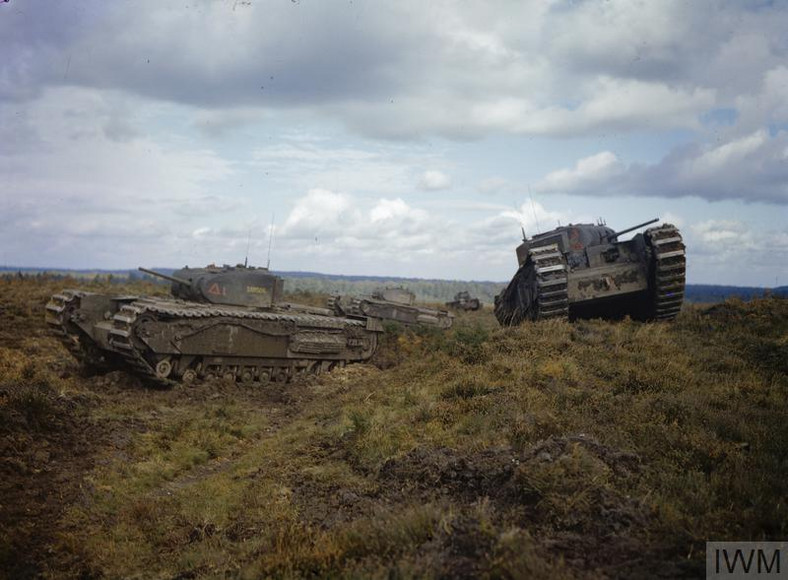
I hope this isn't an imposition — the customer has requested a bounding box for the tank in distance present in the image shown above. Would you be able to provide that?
[445,291,481,311]
[329,286,454,329]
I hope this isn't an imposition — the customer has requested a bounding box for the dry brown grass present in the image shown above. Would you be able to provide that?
[0,277,786,579]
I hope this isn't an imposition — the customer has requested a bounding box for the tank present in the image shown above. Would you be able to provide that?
[328,287,454,329]
[45,264,383,386]
[445,291,481,311]
[494,219,686,325]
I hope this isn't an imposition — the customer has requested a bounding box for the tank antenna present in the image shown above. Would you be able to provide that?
[528,185,541,233]
[244,225,252,268]
[266,213,275,270]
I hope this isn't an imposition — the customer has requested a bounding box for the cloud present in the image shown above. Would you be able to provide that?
[275,190,441,268]
[735,66,788,132]
[467,79,715,137]
[660,212,685,229]
[271,189,577,276]
[683,131,767,177]
[5,1,786,140]
[419,170,451,191]
[280,189,356,239]
[371,198,416,223]
[498,201,571,240]
[279,192,432,246]
[477,177,511,195]
[534,130,788,204]
[193,108,268,138]
[645,130,788,204]
[538,151,624,193]
[250,140,431,196]
[3,1,787,284]
[0,87,238,268]
[683,218,788,286]
[691,219,751,247]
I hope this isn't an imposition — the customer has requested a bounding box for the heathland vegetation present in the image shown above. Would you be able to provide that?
[1,276,786,578]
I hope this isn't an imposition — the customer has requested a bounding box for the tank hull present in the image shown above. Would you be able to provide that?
[47,292,382,386]
[495,223,685,325]
[329,295,454,329]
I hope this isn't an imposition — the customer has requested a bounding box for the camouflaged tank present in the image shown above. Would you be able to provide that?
[46,264,382,386]
[494,219,686,325]
[329,287,454,329]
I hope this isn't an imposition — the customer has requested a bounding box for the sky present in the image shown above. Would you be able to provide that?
[2,0,786,287]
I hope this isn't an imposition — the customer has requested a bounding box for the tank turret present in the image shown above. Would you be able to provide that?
[139,264,285,308]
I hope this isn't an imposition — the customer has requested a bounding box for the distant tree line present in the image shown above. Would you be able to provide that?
[279,277,787,305]
[1,268,785,304]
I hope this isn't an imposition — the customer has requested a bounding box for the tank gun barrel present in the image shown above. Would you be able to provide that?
[138,267,190,285]
[607,218,660,240]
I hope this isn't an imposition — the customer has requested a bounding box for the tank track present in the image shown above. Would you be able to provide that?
[495,244,568,325]
[107,298,375,387]
[530,244,569,321]
[45,290,90,360]
[107,302,167,384]
[645,225,686,320]
[45,290,115,369]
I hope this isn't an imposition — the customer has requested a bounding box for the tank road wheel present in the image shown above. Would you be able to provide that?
[155,359,172,380]
[311,361,334,376]
[273,368,289,383]
[304,361,329,377]
[240,368,255,385]
[223,370,236,382]
[645,225,686,321]
[182,369,198,385]
[327,361,345,373]
[258,368,272,384]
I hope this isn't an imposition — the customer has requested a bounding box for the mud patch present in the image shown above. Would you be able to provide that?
[285,435,656,577]
[374,436,661,577]
[379,435,640,504]
[89,368,314,410]
[379,445,522,503]
[0,381,107,578]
